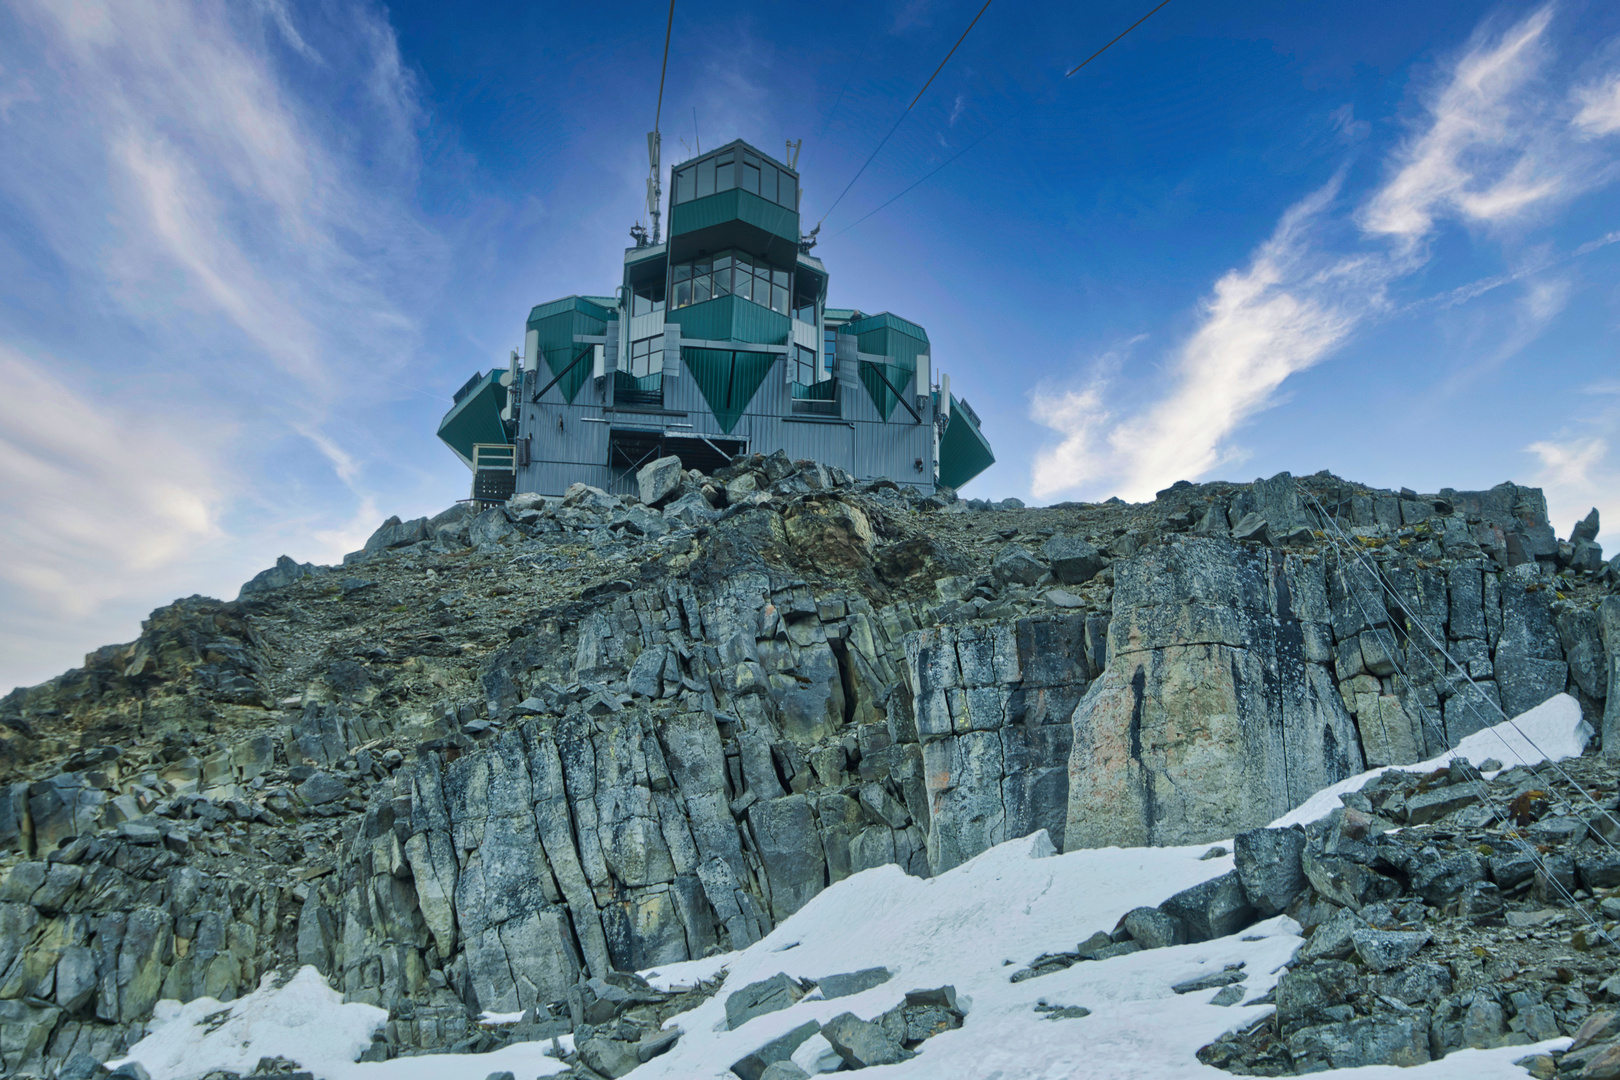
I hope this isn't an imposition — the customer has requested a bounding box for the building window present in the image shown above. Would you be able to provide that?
[670,249,789,315]
[631,281,665,317]
[627,336,663,378]
[791,342,837,415]
[671,147,798,210]
[823,328,838,375]
[792,344,819,385]
[792,279,817,325]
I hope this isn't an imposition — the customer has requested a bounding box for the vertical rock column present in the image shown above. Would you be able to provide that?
[906,615,1091,873]
[1065,537,1364,849]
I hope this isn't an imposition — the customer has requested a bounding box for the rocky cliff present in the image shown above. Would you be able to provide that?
[0,456,1616,1078]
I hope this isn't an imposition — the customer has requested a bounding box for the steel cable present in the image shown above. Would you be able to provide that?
[1304,495,1617,950]
[1296,481,1620,848]
[815,0,998,228]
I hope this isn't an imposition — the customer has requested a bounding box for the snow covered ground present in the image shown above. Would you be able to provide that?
[115,696,1589,1080]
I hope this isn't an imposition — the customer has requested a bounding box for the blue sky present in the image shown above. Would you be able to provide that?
[1,0,1618,690]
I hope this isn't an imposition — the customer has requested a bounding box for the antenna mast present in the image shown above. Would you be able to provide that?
[649,0,676,245]
[647,133,662,244]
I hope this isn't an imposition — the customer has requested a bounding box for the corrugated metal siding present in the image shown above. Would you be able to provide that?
[666,297,730,341]
[685,348,776,433]
[666,295,790,345]
[844,311,928,343]
[858,360,914,421]
[436,371,509,466]
[528,295,614,324]
[629,310,665,342]
[791,318,817,349]
[730,299,790,344]
[669,188,799,243]
[530,305,606,404]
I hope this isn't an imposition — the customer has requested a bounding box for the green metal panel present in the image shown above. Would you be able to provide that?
[528,296,608,403]
[528,295,613,323]
[436,370,510,467]
[729,297,790,344]
[859,360,912,420]
[669,188,799,244]
[666,297,731,342]
[666,295,790,345]
[791,379,836,400]
[684,347,776,433]
[845,312,927,416]
[938,394,995,490]
[844,311,928,343]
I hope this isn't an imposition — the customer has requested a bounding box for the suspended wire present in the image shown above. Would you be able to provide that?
[831,114,1013,237]
[815,0,998,228]
[1302,480,1620,846]
[654,0,676,132]
[1066,0,1174,77]
[1297,482,1620,845]
[832,0,1177,238]
[1302,486,1617,951]
[910,0,997,110]
[818,113,908,228]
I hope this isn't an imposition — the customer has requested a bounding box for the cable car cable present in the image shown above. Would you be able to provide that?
[832,0,1177,237]
[654,0,676,132]
[815,0,998,229]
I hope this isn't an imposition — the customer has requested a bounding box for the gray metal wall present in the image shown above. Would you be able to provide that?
[513,320,936,498]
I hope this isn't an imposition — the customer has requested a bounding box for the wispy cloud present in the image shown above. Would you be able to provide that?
[1574,71,1620,136]
[1031,5,1620,501]
[0,347,228,684]
[0,0,440,688]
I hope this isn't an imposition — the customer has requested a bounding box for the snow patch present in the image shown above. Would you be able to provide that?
[111,967,386,1080]
[1271,693,1589,828]
[641,950,737,992]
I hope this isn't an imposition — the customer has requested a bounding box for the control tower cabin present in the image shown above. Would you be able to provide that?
[436,138,994,502]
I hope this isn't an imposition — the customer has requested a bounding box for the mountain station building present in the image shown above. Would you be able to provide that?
[436,138,994,501]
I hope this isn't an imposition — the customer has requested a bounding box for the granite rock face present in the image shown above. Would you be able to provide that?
[1065,536,1365,848]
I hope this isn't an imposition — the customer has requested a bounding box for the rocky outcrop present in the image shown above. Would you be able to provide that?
[0,459,1614,1076]
[1194,748,1620,1075]
[906,615,1096,870]
[1065,537,1363,848]
[1065,479,1614,850]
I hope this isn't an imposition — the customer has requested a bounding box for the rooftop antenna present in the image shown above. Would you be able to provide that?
[786,139,802,171]
[648,0,676,245]
[693,105,701,155]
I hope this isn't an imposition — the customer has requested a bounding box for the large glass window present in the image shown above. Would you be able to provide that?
[631,280,666,317]
[793,278,818,325]
[671,146,798,209]
[824,327,838,376]
[669,249,790,315]
[626,336,663,378]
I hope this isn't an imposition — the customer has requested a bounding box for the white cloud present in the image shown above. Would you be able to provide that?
[0,0,442,688]
[1360,7,1558,244]
[1031,6,1620,502]
[1032,184,1362,500]
[0,348,231,688]
[1526,430,1618,547]
[1574,72,1620,136]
